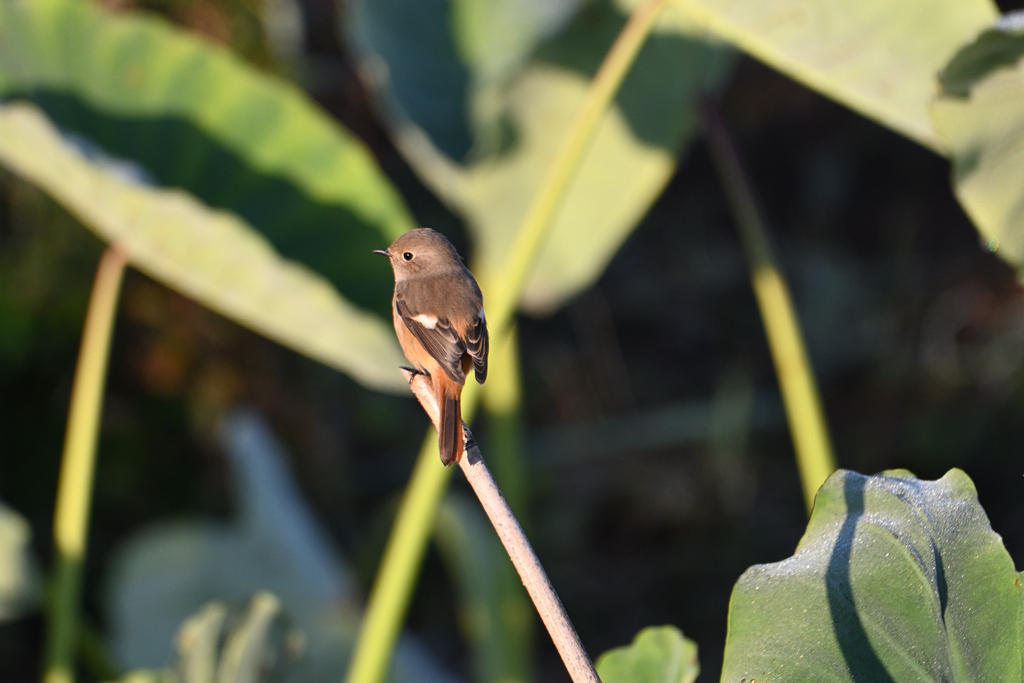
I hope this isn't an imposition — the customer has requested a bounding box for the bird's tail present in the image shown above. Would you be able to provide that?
[435,374,464,466]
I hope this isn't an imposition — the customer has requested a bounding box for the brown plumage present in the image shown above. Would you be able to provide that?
[375,228,488,465]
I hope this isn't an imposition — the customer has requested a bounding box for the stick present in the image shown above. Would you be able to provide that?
[400,369,601,683]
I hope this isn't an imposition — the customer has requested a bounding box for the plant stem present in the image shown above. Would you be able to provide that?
[44,246,127,683]
[401,370,600,683]
[344,3,670,682]
[702,100,836,513]
[483,0,670,339]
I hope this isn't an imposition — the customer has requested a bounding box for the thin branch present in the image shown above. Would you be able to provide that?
[401,369,600,683]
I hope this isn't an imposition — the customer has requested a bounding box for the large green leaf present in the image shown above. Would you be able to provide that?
[348,0,732,314]
[932,16,1024,267]
[0,0,414,389]
[656,0,998,150]
[596,626,699,683]
[348,0,582,162]
[721,469,1024,682]
[0,103,406,392]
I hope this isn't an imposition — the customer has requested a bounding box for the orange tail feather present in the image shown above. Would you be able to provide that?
[436,375,464,466]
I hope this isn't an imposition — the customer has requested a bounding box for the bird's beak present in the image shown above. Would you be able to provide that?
[373,249,390,257]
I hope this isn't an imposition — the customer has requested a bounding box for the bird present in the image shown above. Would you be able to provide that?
[375,228,488,465]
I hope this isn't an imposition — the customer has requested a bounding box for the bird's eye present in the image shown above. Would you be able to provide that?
[403,252,414,261]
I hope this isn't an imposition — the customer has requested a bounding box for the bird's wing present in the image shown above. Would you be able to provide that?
[395,297,466,385]
[463,312,488,384]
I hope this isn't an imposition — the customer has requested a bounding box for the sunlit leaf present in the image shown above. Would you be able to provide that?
[932,15,1024,267]
[348,0,732,314]
[0,103,406,393]
[655,0,998,150]
[595,626,699,683]
[721,469,1024,682]
[0,0,415,390]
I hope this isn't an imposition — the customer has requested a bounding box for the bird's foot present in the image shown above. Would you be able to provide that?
[462,421,477,450]
[400,366,429,378]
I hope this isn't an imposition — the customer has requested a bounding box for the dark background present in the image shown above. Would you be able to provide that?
[1,0,1023,681]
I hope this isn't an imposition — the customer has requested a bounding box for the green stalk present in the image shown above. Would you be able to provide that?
[702,100,836,512]
[344,3,669,682]
[44,246,127,683]
[482,0,670,337]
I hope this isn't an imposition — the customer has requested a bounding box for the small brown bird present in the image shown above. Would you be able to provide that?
[375,228,488,465]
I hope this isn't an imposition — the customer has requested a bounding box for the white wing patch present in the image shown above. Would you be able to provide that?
[412,313,438,329]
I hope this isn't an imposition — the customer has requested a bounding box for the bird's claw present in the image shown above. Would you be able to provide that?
[400,366,429,378]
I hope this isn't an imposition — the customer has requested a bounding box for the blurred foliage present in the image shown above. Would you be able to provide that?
[722,469,1023,681]
[596,626,699,683]
[106,409,462,683]
[703,101,835,511]
[110,591,304,683]
[0,0,412,392]
[657,0,998,150]
[347,0,733,313]
[933,15,1024,267]
[0,102,405,393]
[0,500,41,621]
[0,0,1024,682]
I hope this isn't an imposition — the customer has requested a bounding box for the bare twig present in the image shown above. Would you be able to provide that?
[400,369,601,683]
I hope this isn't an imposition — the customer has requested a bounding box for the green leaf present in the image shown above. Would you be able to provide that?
[0,0,415,388]
[215,592,288,683]
[932,16,1024,266]
[0,102,406,393]
[659,0,998,150]
[721,469,1024,682]
[109,593,301,683]
[348,0,732,314]
[595,626,699,683]
[177,603,228,683]
[0,499,40,621]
